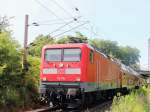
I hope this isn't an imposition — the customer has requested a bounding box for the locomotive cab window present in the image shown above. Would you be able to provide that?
[63,48,81,61]
[45,49,61,61]
[89,50,94,63]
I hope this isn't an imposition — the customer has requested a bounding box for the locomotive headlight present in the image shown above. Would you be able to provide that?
[42,77,47,81]
[65,68,81,74]
[76,77,80,81]
[43,68,57,74]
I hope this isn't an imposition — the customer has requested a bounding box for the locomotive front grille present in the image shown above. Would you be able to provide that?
[41,81,80,88]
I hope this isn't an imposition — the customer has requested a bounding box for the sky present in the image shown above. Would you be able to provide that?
[0,0,150,70]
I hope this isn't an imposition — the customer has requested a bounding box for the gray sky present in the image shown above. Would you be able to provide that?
[0,0,149,69]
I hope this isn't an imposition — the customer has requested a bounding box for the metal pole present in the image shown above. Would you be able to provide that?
[148,38,150,71]
[23,14,29,70]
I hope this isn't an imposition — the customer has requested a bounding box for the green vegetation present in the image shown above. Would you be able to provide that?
[0,17,40,111]
[90,38,140,69]
[56,32,88,44]
[28,34,55,57]
[112,87,150,112]
[0,16,10,32]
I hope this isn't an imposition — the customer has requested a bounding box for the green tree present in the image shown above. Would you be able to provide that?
[0,31,21,75]
[25,56,40,90]
[56,35,70,44]
[0,17,42,111]
[28,34,55,57]
[119,46,140,69]
[21,55,40,107]
[57,32,88,44]
[0,31,24,110]
[89,38,120,58]
[89,38,140,68]
[0,16,10,33]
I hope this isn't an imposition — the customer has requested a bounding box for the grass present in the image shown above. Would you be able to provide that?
[112,87,150,112]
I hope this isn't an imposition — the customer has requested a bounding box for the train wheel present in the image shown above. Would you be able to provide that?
[66,99,82,109]
[84,93,94,106]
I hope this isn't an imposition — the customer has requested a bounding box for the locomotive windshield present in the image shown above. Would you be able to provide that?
[64,48,81,61]
[45,48,81,61]
[45,49,61,61]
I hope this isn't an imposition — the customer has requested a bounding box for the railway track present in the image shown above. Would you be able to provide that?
[26,106,51,112]
[84,100,112,112]
[26,100,112,112]
[26,105,63,112]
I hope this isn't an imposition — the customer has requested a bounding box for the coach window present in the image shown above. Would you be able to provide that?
[89,50,94,63]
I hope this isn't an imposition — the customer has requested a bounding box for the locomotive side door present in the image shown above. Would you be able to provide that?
[96,60,100,89]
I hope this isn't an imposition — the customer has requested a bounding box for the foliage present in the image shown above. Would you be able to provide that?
[20,55,40,108]
[25,55,40,92]
[0,17,24,111]
[89,38,140,68]
[0,30,40,111]
[0,31,21,76]
[57,32,88,44]
[56,35,70,44]
[28,34,55,57]
[89,38,120,58]
[0,17,41,111]
[0,86,23,111]
[112,87,150,112]
[119,46,140,68]
[0,16,10,32]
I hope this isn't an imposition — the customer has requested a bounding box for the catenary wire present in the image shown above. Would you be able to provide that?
[50,0,74,18]
[34,0,73,28]
[52,21,89,38]
[48,16,82,35]
[33,17,79,24]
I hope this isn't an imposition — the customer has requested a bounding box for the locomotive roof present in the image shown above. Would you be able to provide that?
[43,43,89,49]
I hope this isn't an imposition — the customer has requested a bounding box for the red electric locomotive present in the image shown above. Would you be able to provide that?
[39,43,145,108]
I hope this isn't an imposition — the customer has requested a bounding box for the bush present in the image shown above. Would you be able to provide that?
[0,54,40,111]
[0,30,41,111]
[23,55,40,107]
[112,87,150,112]
[0,87,24,112]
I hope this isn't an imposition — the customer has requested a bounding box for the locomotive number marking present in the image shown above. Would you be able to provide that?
[57,77,65,81]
